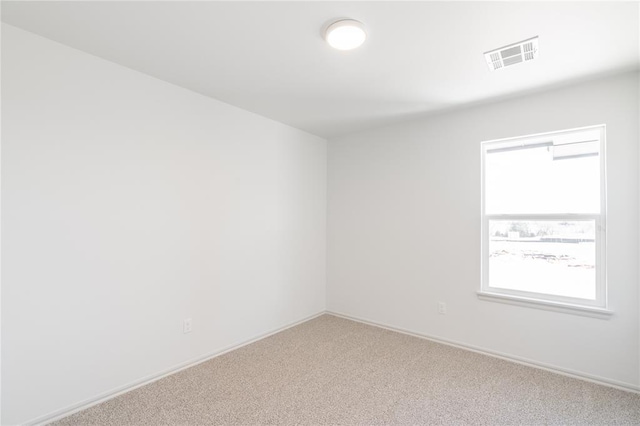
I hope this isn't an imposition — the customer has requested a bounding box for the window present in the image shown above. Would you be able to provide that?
[480,125,608,313]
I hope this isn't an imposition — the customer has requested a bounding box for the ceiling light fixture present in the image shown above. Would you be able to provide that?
[325,19,366,51]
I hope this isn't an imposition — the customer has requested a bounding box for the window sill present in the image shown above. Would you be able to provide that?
[477,291,614,319]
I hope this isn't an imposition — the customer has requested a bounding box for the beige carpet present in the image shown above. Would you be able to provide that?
[53,314,640,425]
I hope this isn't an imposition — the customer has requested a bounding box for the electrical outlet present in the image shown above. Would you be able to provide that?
[183,318,193,334]
[438,302,447,315]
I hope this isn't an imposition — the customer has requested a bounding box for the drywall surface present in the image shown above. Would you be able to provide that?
[2,25,326,425]
[328,72,640,387]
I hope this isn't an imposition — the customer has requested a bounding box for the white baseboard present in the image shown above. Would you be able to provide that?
[28,308,639,425]
[29,311,326,426]
[327,310,640,394]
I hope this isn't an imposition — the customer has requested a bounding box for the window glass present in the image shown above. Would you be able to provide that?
[485,145,600,215]
[488,220,596,300]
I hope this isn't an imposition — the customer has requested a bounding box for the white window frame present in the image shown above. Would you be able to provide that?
[479,125,611,317]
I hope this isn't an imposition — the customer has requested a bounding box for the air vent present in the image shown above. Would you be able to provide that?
[484,37,539,71]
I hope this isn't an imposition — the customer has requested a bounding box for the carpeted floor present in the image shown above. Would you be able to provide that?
[53,314,640,425]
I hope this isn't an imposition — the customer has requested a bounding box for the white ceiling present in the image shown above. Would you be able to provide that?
[3,1,639,138]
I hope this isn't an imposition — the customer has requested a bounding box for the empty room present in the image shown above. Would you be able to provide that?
[2,1,640,425]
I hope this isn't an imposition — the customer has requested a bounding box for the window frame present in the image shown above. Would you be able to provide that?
[479,125,608,313]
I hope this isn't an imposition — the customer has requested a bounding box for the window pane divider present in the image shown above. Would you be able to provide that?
[485,213,599,221]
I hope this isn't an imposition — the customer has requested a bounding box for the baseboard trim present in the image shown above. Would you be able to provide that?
[29,311,326,426]
[27,308,639,425]
[327,310,640,394]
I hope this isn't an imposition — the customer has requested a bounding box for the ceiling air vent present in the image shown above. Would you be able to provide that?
[484,37,539,71]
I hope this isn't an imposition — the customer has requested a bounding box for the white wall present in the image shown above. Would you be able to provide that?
[1,25,326,425]
[2,19,638,426]
[328,72,640,388]
[638,3,640,394]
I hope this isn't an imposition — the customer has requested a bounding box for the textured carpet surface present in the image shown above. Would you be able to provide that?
[53,314,640,425]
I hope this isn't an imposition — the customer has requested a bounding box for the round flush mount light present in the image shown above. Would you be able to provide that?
[325,19,366,51]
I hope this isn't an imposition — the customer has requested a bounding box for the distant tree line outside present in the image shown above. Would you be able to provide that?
[491,221,595,239]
